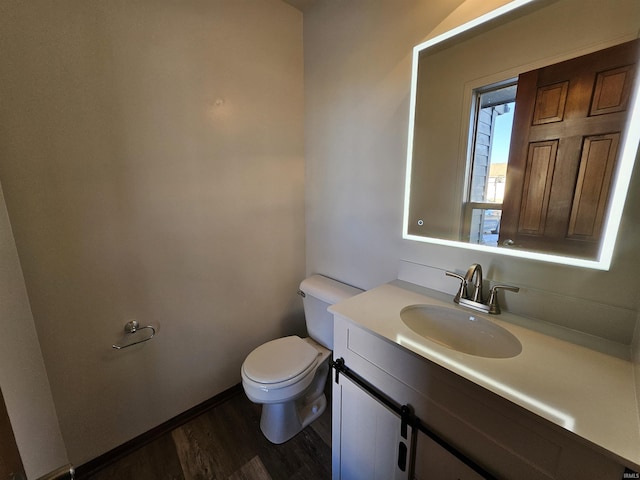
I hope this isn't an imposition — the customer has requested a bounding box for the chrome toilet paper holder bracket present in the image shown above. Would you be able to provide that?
[112,320,156,350]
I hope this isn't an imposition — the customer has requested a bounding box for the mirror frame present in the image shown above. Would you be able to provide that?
[402,0,640,270]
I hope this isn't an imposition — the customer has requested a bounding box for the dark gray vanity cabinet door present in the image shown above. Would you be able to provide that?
[413,431,485,480]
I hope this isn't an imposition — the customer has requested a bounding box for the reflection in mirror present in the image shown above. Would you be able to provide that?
[464,80,517,247]
[403,0,640,270]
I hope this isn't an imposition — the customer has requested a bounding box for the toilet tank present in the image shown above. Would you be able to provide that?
[299,274,363,349]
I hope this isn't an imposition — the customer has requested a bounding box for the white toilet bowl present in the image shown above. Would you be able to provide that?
[241,274,362,444]
[241,335,331,444]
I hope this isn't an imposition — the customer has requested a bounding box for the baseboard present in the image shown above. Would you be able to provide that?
[36,465,75,480]
[74,383,243,479]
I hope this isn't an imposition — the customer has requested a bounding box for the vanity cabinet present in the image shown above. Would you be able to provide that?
[335,370,484,480]
[335,374,408,480]
[331,314,626,479]
[414,431,485,480]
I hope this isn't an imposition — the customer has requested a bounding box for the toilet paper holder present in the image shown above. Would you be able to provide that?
[112,320,156,350]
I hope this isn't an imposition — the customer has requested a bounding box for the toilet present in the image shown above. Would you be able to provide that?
[241,274,362,444]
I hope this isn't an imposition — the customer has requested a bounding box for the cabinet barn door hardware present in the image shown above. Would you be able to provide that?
[331,357,498,480]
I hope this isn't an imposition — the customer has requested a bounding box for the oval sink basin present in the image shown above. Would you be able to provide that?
[400,304,522,358]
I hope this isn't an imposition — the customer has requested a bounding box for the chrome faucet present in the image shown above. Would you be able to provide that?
[445,264,519,314]
[464,263,483,303]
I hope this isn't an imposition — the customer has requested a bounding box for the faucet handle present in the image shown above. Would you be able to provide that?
[445,271,467,303]
[487,284,520,314]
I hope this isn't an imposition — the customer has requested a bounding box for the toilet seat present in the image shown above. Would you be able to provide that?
[243,336,320,386]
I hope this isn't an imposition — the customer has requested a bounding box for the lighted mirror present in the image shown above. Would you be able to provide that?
[403,0,640,270]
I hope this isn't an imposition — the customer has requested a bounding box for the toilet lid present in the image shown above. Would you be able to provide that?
[243,336,319,384]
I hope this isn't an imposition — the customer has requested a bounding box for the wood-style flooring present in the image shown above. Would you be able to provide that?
[82,388,332,480]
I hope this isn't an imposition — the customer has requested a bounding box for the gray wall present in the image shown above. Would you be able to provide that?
[0,0,305,467]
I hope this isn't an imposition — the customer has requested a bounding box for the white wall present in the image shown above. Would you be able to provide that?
[305,0,465,286]
[0,0,305,466]
[304,0,640,346]
[0,183,68,479]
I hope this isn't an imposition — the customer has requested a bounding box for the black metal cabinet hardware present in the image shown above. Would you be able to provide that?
[331,357,498,480]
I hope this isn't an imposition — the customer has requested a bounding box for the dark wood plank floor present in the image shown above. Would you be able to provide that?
[83,388,332,480]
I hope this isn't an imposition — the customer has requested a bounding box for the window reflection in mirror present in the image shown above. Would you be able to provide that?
[465,81,516,246]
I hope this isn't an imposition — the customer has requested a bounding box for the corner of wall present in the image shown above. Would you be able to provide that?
[0,181,68,479]
[632,312,640,431]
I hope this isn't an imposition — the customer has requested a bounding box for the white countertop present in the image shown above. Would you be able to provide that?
[329,280,640,469]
